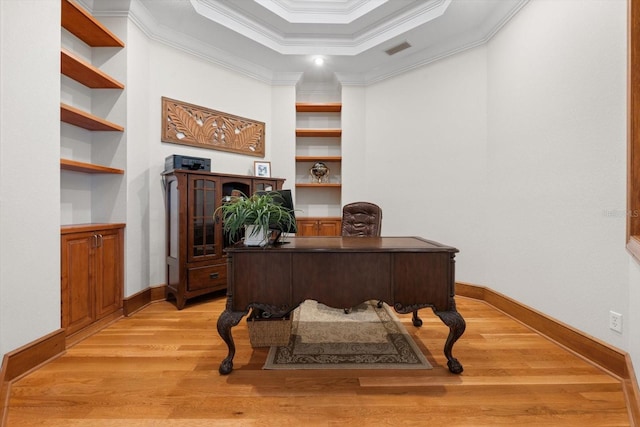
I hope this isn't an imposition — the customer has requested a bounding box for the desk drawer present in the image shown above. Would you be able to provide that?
[187,264,227,291]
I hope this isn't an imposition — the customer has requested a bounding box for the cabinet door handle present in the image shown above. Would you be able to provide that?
[209,272,219,280]
[97,234,103,248]
[92,234,98,248]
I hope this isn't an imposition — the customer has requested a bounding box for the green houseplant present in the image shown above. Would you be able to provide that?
[215,191,297,246]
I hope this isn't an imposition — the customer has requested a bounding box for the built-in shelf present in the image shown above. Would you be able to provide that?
[60,158,124,174]
[295,100,342,226]
[296,129,342,137]
[61,0,124,47]
[61,222,126,234]
[295,156,342,162]
[296,103,342,113]
[60,103,124,131]
[296,183,342,188]
[61,50,124,89]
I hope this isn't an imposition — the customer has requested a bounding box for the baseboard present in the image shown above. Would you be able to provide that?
[625,354,640,426]
[0,354,9,427]
[65,310,123,348]
[122,287,149,316]
[0,329,66,426]
[150,284,167,302]
[123,284,167,316]
[0,285,168,381]
[1,329,65,383]
[456,281,640,426]
[0,285,169,427]
[456,282,627,376]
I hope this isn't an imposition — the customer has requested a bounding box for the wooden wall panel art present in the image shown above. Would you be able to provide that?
[161,97,265,157]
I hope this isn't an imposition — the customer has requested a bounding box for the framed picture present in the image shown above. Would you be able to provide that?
[254,161,271,177]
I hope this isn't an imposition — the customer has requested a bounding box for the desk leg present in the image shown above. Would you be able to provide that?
[435,309,466,374]
[412,311,422,326]
[217,309,246,375]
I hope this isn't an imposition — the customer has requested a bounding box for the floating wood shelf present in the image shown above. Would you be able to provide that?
[60,158,124,174]
[60,103,124,131]
[295,103,342,113]
[61,50,124,89]
[61,0,124,47]
[295,183,342,188]
[296,129,342,137]
[295,156,342,162]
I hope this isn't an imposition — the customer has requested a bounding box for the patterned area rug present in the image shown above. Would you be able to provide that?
[263,300,432,370]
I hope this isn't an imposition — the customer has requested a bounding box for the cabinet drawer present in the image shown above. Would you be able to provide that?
[187,264,227,291]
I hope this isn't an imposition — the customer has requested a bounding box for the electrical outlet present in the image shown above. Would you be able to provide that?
[609,311,623,333]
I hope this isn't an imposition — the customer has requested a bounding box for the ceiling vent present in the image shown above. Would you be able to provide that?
[385,41,412,56]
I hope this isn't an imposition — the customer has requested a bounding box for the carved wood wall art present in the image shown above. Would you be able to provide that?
[161,97,265,157]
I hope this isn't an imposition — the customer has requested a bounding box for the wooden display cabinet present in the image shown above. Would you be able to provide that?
[163,170,285,309]
[61,224,125,336]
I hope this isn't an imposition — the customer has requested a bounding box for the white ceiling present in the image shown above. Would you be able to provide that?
[92,0,529,85]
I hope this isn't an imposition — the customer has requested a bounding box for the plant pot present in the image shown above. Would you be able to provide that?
[244,224,269,246]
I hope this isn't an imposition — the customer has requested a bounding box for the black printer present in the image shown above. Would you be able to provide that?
[164,155,211,172]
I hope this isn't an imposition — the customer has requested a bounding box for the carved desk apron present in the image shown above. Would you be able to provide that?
[217,236,465,375]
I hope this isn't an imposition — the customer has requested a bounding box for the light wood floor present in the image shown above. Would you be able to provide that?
[4,295,631,426]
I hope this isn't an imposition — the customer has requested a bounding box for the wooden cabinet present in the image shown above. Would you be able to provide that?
[163,170,285,309]
[296,217,342,236]
[61,224,125,336]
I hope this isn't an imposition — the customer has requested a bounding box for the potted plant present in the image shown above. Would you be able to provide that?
[215,191,297,246]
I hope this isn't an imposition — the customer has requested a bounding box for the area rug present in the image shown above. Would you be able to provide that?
[263,300,432,370]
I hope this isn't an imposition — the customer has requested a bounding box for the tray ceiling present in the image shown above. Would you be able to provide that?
[91,0,529,85]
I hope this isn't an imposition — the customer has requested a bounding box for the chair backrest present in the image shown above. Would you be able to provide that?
[341,202,382,237]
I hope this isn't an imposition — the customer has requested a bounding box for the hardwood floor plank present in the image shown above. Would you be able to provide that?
[4,297,632,426]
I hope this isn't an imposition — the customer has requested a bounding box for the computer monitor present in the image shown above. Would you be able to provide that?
[256,189,297,244]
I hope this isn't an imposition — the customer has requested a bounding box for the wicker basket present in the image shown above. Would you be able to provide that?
[247,311,292,348]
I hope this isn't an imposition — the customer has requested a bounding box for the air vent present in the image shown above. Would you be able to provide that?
[385,41,412,56]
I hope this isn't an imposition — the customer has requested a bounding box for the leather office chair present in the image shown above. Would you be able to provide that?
[341,202,382,313]
[341,202,382,237]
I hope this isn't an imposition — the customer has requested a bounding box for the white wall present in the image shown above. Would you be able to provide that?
[486,0,628,348]
[341,85,367,206]
[630,259,640,372]
[123,18,150,296]
[145,42,275,288]
[361,46,489,282]
[270,85,297,193]
[0,0,61,355]
[355,0,631,357]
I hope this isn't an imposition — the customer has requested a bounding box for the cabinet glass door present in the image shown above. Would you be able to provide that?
[253,180,276,192]
[188,176,219,262]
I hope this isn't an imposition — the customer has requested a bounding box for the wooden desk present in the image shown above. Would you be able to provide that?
[217,236,465,374]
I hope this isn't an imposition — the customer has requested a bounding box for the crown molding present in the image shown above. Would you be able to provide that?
[272,72,304,86]
[100,0,280,84]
